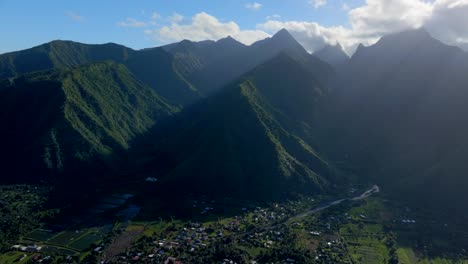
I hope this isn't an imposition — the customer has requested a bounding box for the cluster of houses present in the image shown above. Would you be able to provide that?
[116,222,227,263]
[11,244,42,252]
[250,207,288,226]
[109,196,349,263]
[241,229,285,248]
[315,239,348,263]
[401,219,417,224]
[10,245,56,264]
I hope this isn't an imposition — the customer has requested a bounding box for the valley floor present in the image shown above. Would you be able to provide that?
[0,184,467,263]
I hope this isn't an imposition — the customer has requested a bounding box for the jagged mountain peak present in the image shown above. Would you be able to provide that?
[215,35,246,48]
[170,39,198,53]
[272,28,294,39]
[313,42,349,69]
[379,28,432,42]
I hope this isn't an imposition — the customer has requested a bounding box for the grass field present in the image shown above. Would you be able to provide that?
[397,247,468,264]
[68,233,103,251]
[346,236,389,264]
[397,247,419,264]
[24,229,55,241]
[340,200,392,264]
[0,252,32,264]
[41,245,78,255]
[48,231,83,246]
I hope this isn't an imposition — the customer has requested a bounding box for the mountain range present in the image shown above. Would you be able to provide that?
[315,28,468,213]
[132,52,338,200]
[0,62,176,187]
[1,28,468,215]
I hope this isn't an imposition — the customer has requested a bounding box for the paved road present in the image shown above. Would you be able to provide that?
[236,185,380,237]
[291,185,380,219]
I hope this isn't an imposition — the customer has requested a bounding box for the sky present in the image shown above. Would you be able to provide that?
[1,0,468,55]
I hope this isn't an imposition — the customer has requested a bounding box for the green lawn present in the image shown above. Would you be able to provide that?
[0,252,32,264]
[347,236,389,264]
[397,247,419,264]
[68,233,103,251]
[41,245,78,255]
[24,229,55,242]
[397,247,468,264]
[48,231,83,246]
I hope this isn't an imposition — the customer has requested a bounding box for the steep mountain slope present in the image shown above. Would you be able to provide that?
[316,29,468,213]
[0,40,199,106]
[0,40,131,78]
[313,43,349,70]
[0,62,177,184]
[134,53,339,200]
[165,29,334,95]
[124,47,200,106]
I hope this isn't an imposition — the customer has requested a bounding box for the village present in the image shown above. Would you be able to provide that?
[105,193,358,263]
[2,184,466,264]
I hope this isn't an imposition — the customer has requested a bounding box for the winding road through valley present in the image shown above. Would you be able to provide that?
[292,185,380,219]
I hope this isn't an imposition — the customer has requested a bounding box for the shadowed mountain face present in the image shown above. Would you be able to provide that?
[313,43,349,70]
[165,29,334,95]
[0,29,337,202]
[0,62,177,185]
[133,53,339,200]
[2,28,468,212]
[0,41,199,106]
[315,29,468,213]
[0,41,131,78]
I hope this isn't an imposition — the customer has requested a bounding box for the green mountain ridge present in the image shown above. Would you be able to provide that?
[0,40,199,106]
[134,53,338,200]
[316,29,468,214]
[165,29,334,96]
[0,62,177,184]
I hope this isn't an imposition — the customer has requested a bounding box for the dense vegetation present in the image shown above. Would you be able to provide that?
[0,62,176,188]
[0,185,58,252]
[314,29,468,216]
[1,27,468,262]
[132,52,339,200]
[165,29,334,96]
[0,40,198,106]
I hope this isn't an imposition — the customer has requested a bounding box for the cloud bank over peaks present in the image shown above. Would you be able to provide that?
[139,0,468,54]
[258,0,468,54]
[145,12,270,45]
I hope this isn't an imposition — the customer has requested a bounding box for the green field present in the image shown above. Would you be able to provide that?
[346,236,389,264]
[68,233,103,251]
[397,247,468,264]
[41,245,78,256]
[0,252,32,264]
[48,231,83,246]
[24,229,55,241]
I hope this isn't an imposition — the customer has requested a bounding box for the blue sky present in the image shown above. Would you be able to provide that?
[1,0,467,55]
[0,0,363,54]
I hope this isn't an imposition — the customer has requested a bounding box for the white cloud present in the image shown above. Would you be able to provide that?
[168,13,184,23]
[258,0,468,54]
[246,2,263,10]
[142,1,468,54]
[266,14,282,20]
[235,30,271,44]
[67,12,85,22]
[310,0,327,9]
[341,3,350,11]
[151,12,161,20]
[146,12,269,45]
[344,0,468,50]
[425,0,468,48]
[257,20,361,54]
[348,0,432,38]
[118,18,147,28]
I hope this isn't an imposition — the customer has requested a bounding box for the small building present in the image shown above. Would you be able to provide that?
[145,177,158,182]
